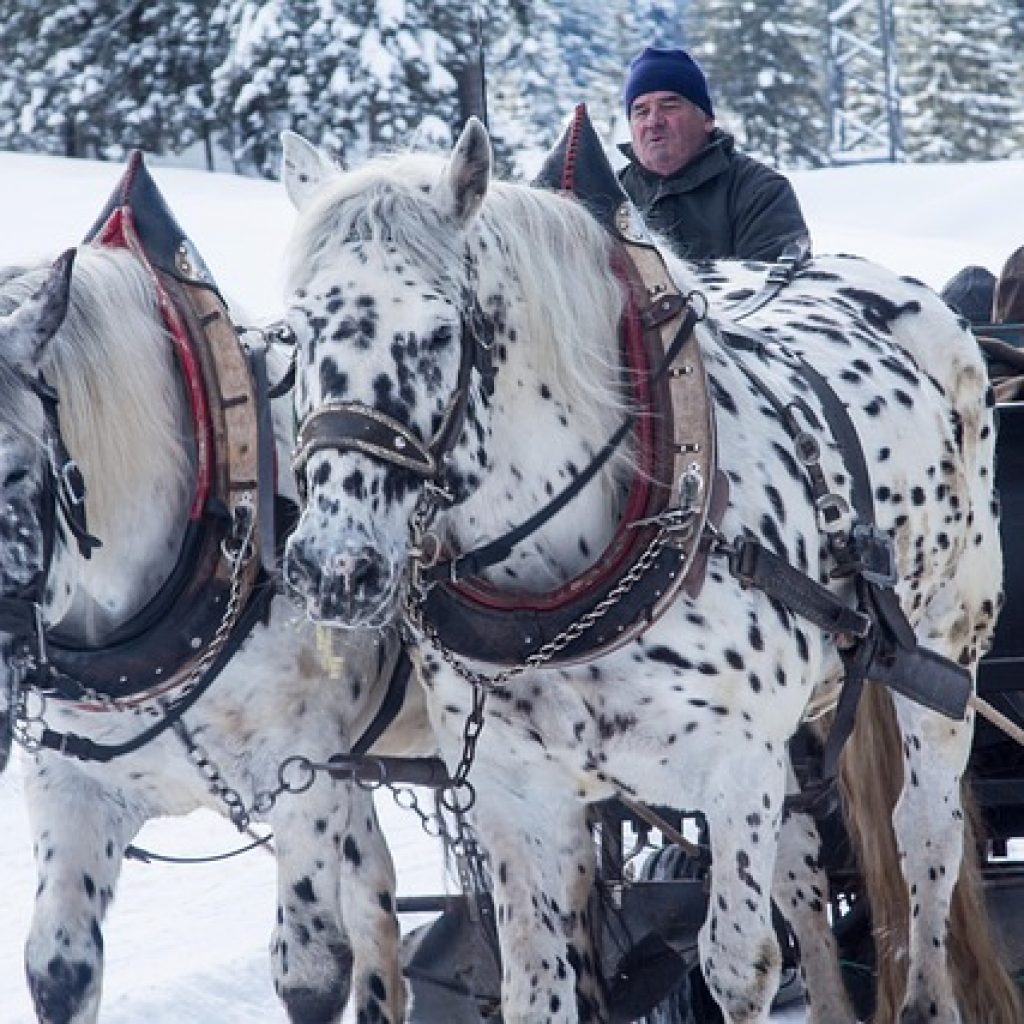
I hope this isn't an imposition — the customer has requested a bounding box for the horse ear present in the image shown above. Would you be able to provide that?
[446,117,491,226]
[0,248,74,371]
[280,130,338,210]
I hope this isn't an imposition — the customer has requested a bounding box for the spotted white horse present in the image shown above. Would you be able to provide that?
[0,244,423,1024]
[277,117,1021,1024]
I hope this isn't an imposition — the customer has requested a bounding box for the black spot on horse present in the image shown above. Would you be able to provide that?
[343,835,362,867]
[293,877,316,903]
[647,645,691,671]
[319,357,348,399]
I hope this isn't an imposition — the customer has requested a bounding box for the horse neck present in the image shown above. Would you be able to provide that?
[42,249,194,640]
[445,213,631,589]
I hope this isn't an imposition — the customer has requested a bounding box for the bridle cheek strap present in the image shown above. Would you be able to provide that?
[291,301,485,498]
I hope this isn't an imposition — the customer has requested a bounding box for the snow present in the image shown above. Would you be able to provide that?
[0,147,1022,1023]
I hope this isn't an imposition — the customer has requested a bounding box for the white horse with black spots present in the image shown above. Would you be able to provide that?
[278,118,1020,1024]
[0,246,421,1024]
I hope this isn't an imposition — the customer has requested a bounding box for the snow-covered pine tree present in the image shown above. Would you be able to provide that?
[360,0,459,154]
[103,2,229,163]
[486,0,576,173]
[0,1,123,158]
[686,0,829,168]
[896,0,1024,161]
[0,2,45,153]
[212,0,313,176]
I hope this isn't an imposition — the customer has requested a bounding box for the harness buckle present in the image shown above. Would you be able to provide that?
[847,523,898,587]
[815,492,851,534]
[60,461,87,506]
[729,535,759,587]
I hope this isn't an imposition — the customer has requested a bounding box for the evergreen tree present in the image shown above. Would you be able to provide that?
[686,0,829,168]
[212,0,314,176]
[355,0,459,154]
[0,2,47,153]
[486,0,574,170]
[0,1,121,158]
[111,2,229,165]
[896,0,1024,161]
[0,0,228,163]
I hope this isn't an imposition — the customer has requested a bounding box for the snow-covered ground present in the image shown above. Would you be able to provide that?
[0,146,1021,1023]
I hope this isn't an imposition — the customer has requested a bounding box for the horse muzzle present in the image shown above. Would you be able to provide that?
[284,529,399,628]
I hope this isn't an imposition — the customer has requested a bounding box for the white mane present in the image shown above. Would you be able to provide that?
[285,151,632,453]
[0,247,192,547]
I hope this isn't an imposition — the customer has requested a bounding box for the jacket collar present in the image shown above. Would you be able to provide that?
[619,129,735,194]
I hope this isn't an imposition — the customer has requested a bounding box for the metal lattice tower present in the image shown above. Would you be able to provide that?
[827,0,904,163]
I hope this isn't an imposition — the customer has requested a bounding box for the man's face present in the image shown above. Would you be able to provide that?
[629,91,714,177]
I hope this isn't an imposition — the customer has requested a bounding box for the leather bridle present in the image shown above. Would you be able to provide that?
[291,296,493,504]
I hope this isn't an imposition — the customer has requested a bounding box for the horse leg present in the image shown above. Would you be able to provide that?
[22,760,144,1024]
[270,781,404,1024]
[888,695,971,1024]
[472,785,606,1023]
[700,763,787,1024]
[773,804,857,1024]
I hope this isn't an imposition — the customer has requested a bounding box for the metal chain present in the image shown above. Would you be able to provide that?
[121,495,262,829]
[10,493,259,756]
[405,524,671,692]
[402,504,672,813]
[389,784,444,839]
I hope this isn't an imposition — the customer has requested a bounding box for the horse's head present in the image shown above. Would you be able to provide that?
[0,252,74,596]
[280,121,493,628]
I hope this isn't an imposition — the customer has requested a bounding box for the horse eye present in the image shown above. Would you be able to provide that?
[3,467,29,489]
[428,325,454,349]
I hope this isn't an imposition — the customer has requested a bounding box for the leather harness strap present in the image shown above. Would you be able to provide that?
[721,236,813,322]
[15,153,271,725]
[411,104,724,668]
[715,322,972,813]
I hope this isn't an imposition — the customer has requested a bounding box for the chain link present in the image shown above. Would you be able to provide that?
[124,496,262,829]
[389,784,444,838]
[402,503,672,814]
[406,523,671,692]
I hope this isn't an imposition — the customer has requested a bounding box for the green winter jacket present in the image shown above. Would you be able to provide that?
[618,130,810,262]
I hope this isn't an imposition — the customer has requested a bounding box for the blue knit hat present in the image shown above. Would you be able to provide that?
[624,46,713,118]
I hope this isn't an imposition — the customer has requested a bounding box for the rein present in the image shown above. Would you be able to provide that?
[421,302,701,586]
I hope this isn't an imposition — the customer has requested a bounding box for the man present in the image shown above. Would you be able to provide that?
[619,45,810,262]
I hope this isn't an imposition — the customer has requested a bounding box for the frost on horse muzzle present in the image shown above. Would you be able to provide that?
[284,516,400,627]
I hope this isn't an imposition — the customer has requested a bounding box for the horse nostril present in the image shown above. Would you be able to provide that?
[284,539,319,591]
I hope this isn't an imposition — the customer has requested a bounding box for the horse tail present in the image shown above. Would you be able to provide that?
[838,682,1021,1023]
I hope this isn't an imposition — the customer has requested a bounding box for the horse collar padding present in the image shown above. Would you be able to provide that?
[614,203,720,566]
[416,208,722,668]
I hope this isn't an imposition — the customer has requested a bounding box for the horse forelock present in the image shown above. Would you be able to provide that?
[0,248,191,546]
[285,152,467,300]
